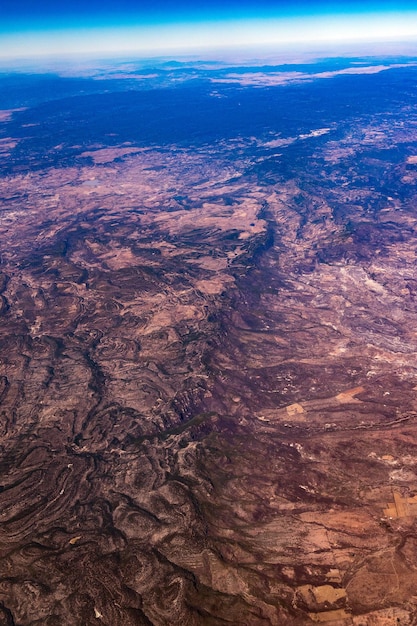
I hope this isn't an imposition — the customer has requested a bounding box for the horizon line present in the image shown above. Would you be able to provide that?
[1,12,417,61]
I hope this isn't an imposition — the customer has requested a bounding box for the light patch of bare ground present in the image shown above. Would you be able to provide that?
[0,137,18,156]
[80,146,144,163]
[195,274,235,295]
[351,607,411,625]
[383,490,417,518]
[286,403,305,418]
[296,583,351,624]
[335,387,365,403]
[0,108,26,122]
[297,583,347,606]
[308,609,352,623]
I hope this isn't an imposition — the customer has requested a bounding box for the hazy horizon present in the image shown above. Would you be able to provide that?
[2,0,417,60]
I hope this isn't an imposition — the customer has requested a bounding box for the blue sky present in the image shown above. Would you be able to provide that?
[2,1,417,58]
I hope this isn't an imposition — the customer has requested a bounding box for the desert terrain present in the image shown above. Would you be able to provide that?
[1,60,417,624]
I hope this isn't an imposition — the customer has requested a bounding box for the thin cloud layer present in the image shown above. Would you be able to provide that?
[210,62,416,86]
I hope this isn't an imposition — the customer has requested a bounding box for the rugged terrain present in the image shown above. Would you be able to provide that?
[1,58,417,624]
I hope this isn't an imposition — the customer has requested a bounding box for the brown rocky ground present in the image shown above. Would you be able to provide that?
[1,84,417,625]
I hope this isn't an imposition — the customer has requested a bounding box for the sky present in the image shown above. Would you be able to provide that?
[1,0,417,58]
